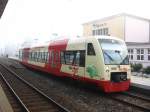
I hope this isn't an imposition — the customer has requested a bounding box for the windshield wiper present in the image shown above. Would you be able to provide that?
[115,50,123,60]
[115,50,128,64]
[104,51,114,61]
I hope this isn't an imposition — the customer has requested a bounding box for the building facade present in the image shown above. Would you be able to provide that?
[127,42,150,67]
[83,13,150,67]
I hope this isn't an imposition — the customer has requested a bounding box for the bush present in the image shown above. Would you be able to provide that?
[143,66,150,74]
[131,63,143,72]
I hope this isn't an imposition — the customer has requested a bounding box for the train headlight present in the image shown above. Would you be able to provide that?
[106,66,109,72]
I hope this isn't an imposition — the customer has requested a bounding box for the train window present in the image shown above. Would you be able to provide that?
[60,50,85,67]
[43,52,46,62]
[55,52,59,63]
[44,52,47,62]
[41,52,45,62]
[46,52,49,63]
[74,50,85,67]
[38,52,40,62]
[65,51,75,65]
[29,52,31,60]
[30,52,32,60]
[79,50,85,67]
[74,51,80,66]
[60,51,65,64]
[40,52,42,62]
[19,51,21,59]
[87,43,96,55]
[35,52,38,62]
[37,52,40,62]
[28,52,30,60]
[32,52,34,61]
[44,52,46,62]
[35,52,37,61]
[51,51,54,65]
[39,52,41,62]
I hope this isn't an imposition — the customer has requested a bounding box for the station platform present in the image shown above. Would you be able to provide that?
[0,85,13,112]
[131,75,150,91]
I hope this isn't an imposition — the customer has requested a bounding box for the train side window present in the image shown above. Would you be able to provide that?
[55,52,59,63]
[43,52,46,62]
[74,50,85,67]
[51,51,54,65]
[65,51,75,65]
[35,52,38,62]
[74,51,80,66]
[87,43,96,55]
[37,52,40,62]
[60,51,65,64]
[79,50,85,67]
[41,52,43,62]
[44,52,46,62]
[32,52,34,61]
[32,52,35,61]
[42,52,45,62]
[46,52,49,63]
[29,52,31,60]
[44,52,47,63]
[35,52,37,61]
[38,52,41,62]
[19,51,22,59]
[40,52,42,62]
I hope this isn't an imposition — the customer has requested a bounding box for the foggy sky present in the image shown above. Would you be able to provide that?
[0,0,150,50]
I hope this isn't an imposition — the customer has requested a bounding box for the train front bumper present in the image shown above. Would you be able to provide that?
[99,79,130,92]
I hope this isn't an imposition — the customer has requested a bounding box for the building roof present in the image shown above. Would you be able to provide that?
[83,13,150,25]
[0,0,8,18]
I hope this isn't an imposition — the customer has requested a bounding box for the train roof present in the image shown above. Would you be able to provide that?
[20,36,124,50]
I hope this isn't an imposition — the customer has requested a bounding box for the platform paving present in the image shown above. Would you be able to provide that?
[0,85,13,112]
[131,75,150,90]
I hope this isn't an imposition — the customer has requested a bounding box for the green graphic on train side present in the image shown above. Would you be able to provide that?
[86,65,98,78]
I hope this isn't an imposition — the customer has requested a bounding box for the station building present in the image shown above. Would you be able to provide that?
[83,13,150,67]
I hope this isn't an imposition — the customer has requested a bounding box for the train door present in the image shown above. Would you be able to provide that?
[50,50,61,73]
[85,43,99,79]
[74,50,85,78]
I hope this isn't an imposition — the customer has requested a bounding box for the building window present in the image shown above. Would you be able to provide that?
[137,55,140,60]
[128,49,134,60]
[136,48,144,60]
[103,28,108,35]
[141,55,144,60]
[147,48,150,61]
[148,48,150,54]
[130,55,133,60]
[137,49,140,54]
[92,30,96,36]
[131,49,133,54]
[141,49,144,54]
[92,28,109,36]
[148,55,150,60]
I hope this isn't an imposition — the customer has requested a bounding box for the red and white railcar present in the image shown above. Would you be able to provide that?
[19,36,131,92]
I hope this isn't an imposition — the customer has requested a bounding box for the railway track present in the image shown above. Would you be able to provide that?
[108,91,150,112]
[0,74,25,112]
[0,63,70,112]
[2,58,150,112]
[122,91,150,102]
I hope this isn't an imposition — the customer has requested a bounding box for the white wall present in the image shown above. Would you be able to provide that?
[125,16,149,42]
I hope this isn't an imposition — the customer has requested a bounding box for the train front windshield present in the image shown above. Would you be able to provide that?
[99,39,129,65]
